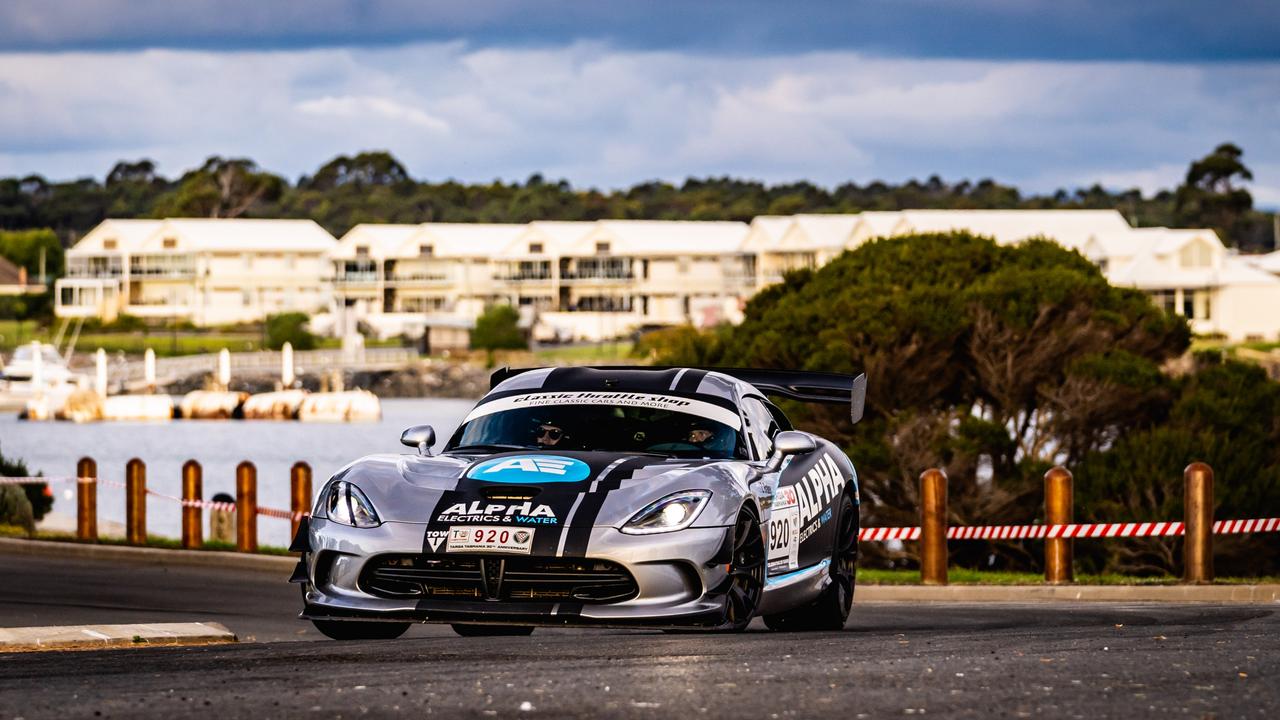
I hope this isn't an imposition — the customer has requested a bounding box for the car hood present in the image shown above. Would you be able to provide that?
[330,449,753,529]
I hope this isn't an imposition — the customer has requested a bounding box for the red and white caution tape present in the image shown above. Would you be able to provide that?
[3,476,1267,533]
[858,518,1280,542]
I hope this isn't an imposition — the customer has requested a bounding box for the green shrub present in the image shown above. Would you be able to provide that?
[0,444,50,522]
[264,312,317,350]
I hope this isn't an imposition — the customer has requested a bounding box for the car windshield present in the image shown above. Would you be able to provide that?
[448,397,747,459]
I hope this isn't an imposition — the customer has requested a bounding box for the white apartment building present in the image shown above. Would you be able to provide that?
[331,220,751,342]
[55,218,336,326]
[60,211,1280,343]
[327,223,523,340]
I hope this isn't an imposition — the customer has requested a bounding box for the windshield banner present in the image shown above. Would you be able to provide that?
[465,391,742,430]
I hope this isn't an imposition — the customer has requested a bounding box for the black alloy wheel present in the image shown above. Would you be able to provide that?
[723,508,766,631]
[311,619,411,641]
[451,624,536,637]
[764,492,857,632]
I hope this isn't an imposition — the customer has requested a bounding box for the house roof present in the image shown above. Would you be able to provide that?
[1248,250,1280,274]
[784,215,860,250]
[0,255,25,285]
[897,209,1132,249]
[137,219,337,253]
[67,219,165,255]
[330,224,422,260]
[578,220,749,256]
[499,222,596,257]
[409,223,526,258]
[741,216,795,252]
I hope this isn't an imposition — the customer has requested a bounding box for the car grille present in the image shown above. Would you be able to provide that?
[360,555,638,604]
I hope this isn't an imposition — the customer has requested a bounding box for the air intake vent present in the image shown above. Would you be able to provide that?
[481,485,540,501]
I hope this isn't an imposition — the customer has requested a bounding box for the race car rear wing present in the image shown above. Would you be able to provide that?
[490,366,867,424]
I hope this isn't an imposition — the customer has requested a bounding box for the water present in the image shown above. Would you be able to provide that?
[0,398,477,547]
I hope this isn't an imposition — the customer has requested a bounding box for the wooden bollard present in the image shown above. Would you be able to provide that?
[236,461,258,553]
[125,458,146,546]
[1044,466,1074,584]
[919,468,948,585]
[1184,462,1214,584]
[181,460,203,550]
[290,462,312,540]
[75,457,97,542]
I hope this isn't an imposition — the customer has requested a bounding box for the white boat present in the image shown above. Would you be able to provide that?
[0,342,90,414]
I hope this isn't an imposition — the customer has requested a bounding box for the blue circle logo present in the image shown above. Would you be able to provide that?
[466,455,592,483]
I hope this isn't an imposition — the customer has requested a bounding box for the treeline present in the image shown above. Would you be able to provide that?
[0,144,1273,252]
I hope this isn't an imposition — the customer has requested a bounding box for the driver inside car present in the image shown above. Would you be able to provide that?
[533,421,569,448]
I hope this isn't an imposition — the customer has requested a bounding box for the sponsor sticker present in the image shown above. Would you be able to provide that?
[767,502,801,572]
[463,391,742,430]
[425,530,448,552]
[466,454,591,483]
[446,526,535,554]
[437,500,559,525]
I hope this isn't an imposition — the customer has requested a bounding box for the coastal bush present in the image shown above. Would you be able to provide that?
[471,304,526,365]
[265,312,317,350]
[0,444,51,521]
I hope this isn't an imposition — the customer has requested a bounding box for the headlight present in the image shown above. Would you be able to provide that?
[324,480,381,528]
[621,490,711,535]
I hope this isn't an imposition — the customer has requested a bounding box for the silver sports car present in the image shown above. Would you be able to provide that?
[292,366,865,638]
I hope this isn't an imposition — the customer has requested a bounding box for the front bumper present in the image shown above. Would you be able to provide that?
[299,519,736,628]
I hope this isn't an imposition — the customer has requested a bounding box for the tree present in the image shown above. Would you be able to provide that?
[155,157,284,218]
[470,304,526,365]
[1175,143,1254,246]
[0,228,64,280]
[264,312,317,351]
[300,151,410,191]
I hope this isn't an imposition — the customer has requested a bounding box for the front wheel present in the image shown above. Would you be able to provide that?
[721,508,766,632]
[311,619,411,641]
[764,493,857,632]
[451,624,536,637]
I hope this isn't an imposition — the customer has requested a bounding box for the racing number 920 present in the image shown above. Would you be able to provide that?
[475,529,511,544]
[768,517,791,551]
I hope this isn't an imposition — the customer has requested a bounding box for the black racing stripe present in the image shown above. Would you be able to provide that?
[560,456,652,557]
[675,368,708,394]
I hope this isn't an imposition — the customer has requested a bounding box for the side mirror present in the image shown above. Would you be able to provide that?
[400,425,436,457]
[765,430,816,471]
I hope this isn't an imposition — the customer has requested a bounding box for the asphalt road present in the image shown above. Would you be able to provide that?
[1,554,1276,719]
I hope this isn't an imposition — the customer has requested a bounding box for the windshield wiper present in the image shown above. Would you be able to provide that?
[447,443,532,453]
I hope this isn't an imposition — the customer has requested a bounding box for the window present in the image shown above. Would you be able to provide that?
[419,244,434,257]
[162,238,177,249]
[741,397,779,460]
[355,245,369,258]
[596,242,610,254]
[103,239,117,250]
[529,242,544,254]
[242,291,252,306]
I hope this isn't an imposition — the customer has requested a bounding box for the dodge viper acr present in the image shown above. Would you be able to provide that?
[292,366,866,638]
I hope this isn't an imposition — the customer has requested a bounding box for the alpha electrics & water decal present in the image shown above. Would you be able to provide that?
[437,501,559,525]
[795,454,845,526]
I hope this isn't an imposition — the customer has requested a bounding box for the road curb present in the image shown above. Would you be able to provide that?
[0,622,236,653]
[857,583,1280,603]
[0,537,296,574]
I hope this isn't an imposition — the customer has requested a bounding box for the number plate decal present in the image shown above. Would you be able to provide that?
[767,486,800,574]
[445,526,535,554]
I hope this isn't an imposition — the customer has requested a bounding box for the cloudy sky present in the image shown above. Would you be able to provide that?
[1,1,1277,205]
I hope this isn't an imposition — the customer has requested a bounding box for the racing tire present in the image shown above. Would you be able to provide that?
[764,493,857,632]
[451,624,536,637]
[720,508,766,632]
[311,619,411,641]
